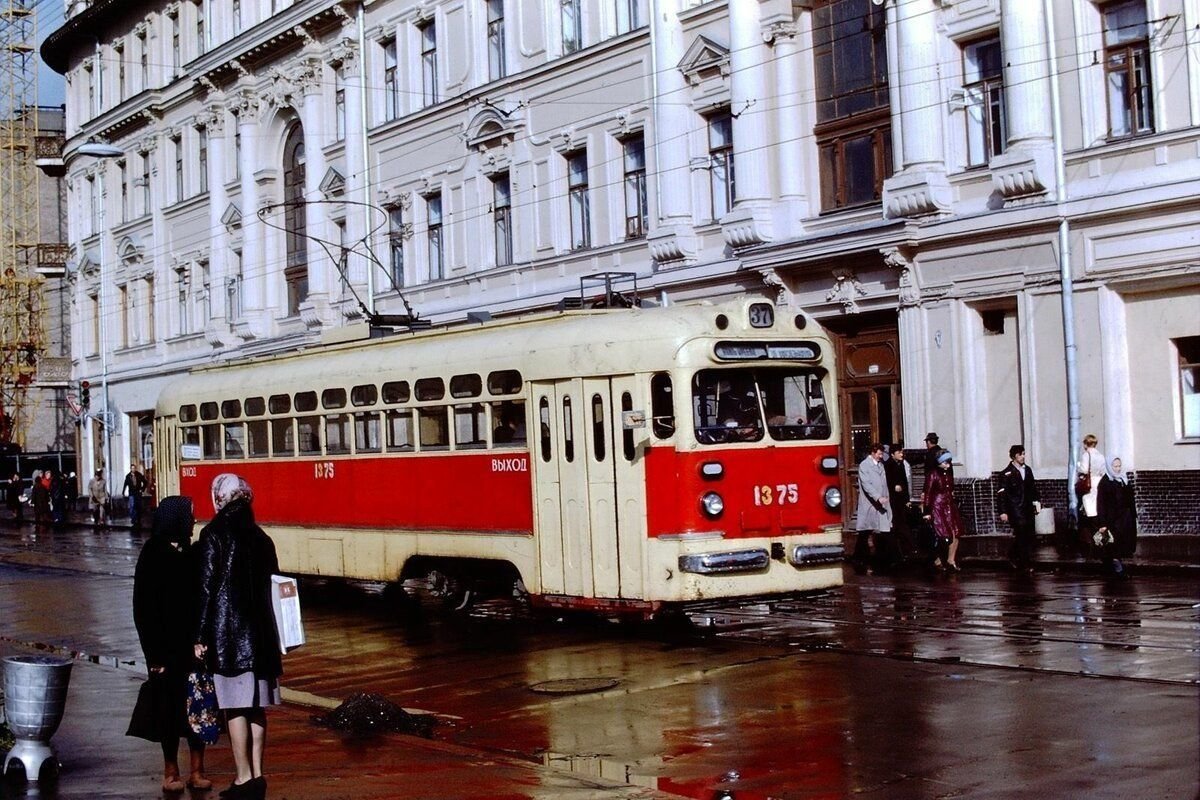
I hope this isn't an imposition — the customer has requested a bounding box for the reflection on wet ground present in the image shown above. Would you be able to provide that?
[0,523,1196,798]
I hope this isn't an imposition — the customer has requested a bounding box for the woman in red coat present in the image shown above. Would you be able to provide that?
[924,451,965,571]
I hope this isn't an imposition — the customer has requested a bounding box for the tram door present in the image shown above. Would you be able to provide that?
[532,378,640,599]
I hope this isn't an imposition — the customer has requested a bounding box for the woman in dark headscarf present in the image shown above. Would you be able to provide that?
[193,474,281,800]
[1096,456,1137,576]
[130,496,212,793]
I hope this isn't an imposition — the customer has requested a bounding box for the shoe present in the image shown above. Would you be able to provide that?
[947,562,960,572]
[162,777,186,792]
[188,776,214,790]
[219,780,254,799]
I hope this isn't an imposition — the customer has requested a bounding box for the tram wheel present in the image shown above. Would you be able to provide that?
[426,569,476,612]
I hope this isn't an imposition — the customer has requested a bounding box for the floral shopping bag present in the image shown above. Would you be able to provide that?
[186,668,220,745]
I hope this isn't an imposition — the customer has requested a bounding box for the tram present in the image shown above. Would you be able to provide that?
[155,298,845,614]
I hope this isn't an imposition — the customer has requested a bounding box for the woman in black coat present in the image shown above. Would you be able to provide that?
[130,496,212,792]
[1096,456,1137,576]
[193,474,280,800]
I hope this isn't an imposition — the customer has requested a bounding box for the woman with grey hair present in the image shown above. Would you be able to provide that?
[193,474,280,800]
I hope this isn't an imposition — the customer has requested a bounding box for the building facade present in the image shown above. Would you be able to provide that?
[42,0,1200,538]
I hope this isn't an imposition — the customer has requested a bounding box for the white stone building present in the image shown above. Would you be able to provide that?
[42,0,1200,539]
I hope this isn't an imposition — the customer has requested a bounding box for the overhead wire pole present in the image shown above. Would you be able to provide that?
[0,0,44,451]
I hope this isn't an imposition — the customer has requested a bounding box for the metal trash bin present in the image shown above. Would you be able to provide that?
[3,655,73,781]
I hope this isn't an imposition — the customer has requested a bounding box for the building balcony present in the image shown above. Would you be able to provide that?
[37,243,70,277]
[34,135,64,177]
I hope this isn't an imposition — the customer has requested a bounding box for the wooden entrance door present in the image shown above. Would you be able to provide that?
[830,324,902,526]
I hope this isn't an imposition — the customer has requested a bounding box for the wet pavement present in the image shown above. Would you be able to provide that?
[0,522,1196,798]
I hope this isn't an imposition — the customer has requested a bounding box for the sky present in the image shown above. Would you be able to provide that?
[38,1,66,108]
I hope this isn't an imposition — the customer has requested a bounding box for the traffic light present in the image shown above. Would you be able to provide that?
[80,380,90,409]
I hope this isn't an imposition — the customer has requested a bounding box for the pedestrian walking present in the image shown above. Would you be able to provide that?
[1095,456,1137,576]
[194,474,281,800]
[924,450,964,571]
[50,470,67,527]
[130,496,213,793]
[5,471,22,522]
[883,443,915,562]
[31,470,52,529]
[88,468,110,528]
[64,471,79,515]
[1075,434,1107,552]
[124,463,149,531]
[853,443,893,574]
[997,444,1041,574]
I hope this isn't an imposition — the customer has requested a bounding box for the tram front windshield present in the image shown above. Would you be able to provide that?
[692,368,831,444]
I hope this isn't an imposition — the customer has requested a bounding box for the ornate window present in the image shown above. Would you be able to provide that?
[383,38,399,121]
[487,0,506,80]
[622,134,647,239]
[493,172,512,266]
[419,19,438,106]
[197,127,208,194]
[561,0,582,54]
[425,192,443,280]
[388,205,405,287]
[813,0,892,210]
[1103,0,1153,138]
[283,124,309,316]
[962,37,1005,167]
[707,111,734,219]
[566,149,590,249]
[1177,337,1200,438]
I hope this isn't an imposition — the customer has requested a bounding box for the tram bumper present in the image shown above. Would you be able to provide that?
[787,544,844,567]
[678,548,770,575]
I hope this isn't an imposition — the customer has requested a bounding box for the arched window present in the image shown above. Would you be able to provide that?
[283,124,308,316]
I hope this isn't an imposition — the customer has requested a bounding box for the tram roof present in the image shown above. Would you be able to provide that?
[157,299,825,413]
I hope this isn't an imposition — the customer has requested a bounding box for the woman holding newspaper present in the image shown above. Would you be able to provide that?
[193,474,281,800]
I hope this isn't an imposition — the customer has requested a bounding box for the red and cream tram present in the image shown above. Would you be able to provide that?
[155,298,844,614]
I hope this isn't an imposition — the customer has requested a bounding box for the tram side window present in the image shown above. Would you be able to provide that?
[269,394,291,414]
[224,423,246,459]
[351,384,378,407]
[650,372,675,439]
[295,392,318,413]
[562,396,575,462]
[180,405,198,423]
[200,402,219,421]
[180,427,200,460]
[322,388,347,409]
[382,381,410,404]
[488,370,522,395]
[245,397,266,416]
[621,392,635,462]
[450,374,482,398]
[222,399,242,419]
[355,411,382,453]
[454,404,487,449]
[325,414,351,454]
[297,416,321,454]
[247,420,269,458]
[202,423,221,459]
[491,400,526,447]
[272,418,295,457]
[385,408,414,451]
[591,394,606,462]
[415,378,445,401]
[419,407,450,450]
[538,397,552,462]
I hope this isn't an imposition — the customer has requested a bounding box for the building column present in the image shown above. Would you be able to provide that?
[200,105,228,344]
[645,0,697,267]
[232,89,263,339]
[721,0,773,248]
[766,21,809,227]
[882,0,952,218]
[336,40,369,314]
[298,62,331,330]
[990,0,1057,204]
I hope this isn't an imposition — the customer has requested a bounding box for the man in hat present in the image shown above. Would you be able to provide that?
[921,432,950,505]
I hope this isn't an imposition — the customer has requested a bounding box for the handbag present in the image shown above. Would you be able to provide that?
[186,667,221,745]
[126,678,163,742]
[1074,453,1091,498]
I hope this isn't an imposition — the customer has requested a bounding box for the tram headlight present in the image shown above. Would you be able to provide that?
[823,487,842,510]
[701,492,725,519]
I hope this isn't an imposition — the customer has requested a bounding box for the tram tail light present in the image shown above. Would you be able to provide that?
[823,487,842,510]
[699,461,724,479]
[820,456,839,472]
[700,492,725,519]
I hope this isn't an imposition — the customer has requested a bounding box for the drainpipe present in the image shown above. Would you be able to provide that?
[357,2,375,314]
[1044,0,1081,523]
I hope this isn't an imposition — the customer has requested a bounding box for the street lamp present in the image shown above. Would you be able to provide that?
[76,140,125,482]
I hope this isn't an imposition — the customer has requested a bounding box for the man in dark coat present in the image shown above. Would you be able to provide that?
[998,444,1040,574]
[883,443,915,562]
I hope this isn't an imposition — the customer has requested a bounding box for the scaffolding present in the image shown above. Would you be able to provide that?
[0,0,43,449]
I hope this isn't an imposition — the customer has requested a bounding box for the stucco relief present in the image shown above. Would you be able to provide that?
[825,270,868,313]
[883,246,922,307]
[759,268,791,306]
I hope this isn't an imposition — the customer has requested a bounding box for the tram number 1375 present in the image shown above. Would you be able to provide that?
[753,483,799,506]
